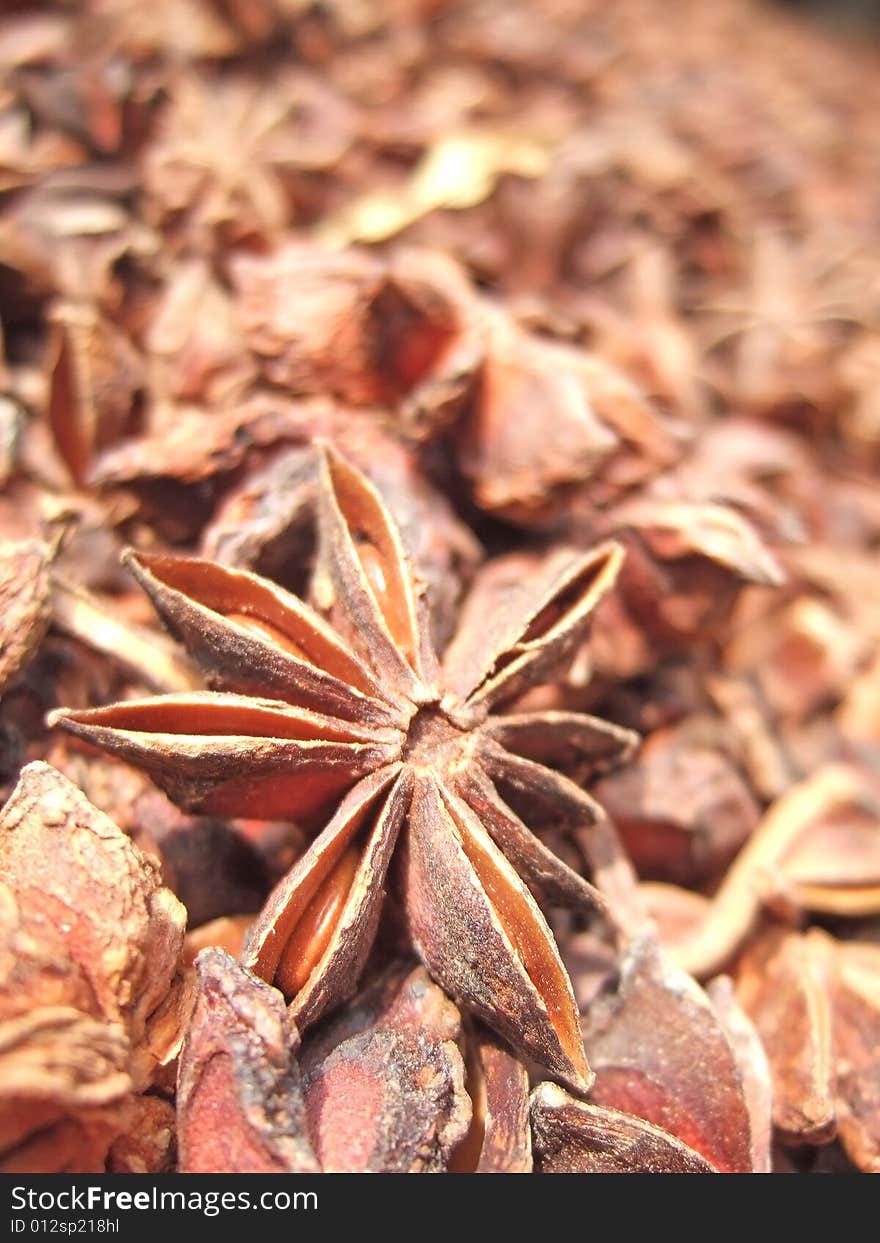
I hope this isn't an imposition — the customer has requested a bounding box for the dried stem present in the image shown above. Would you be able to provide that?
[51,575,201,695]
[670,766,867,978]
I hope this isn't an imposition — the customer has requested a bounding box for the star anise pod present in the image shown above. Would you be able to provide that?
[51,445,632,1091]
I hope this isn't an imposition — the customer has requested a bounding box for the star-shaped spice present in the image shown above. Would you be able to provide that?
[51,446,633,1091]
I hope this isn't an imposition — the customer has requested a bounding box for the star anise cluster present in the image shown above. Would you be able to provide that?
[52,445,631,1091]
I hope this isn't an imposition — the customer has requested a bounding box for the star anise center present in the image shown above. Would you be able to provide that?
[402,703,473,775]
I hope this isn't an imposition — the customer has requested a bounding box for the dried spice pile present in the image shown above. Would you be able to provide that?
[0,0,878,1175]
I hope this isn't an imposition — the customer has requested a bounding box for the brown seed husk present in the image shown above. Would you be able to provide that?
[300,962,470,1173]
[530,1082,716,1173]
[177,949,319,1173]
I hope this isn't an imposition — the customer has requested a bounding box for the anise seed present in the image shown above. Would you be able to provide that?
[275,847,361,997]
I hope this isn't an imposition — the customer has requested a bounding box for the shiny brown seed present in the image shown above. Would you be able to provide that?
[354,534,416,665]
[275,847,361,996]
[226,612,311,663]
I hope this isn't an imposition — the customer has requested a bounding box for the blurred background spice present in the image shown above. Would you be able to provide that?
[0,0,878,1175]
